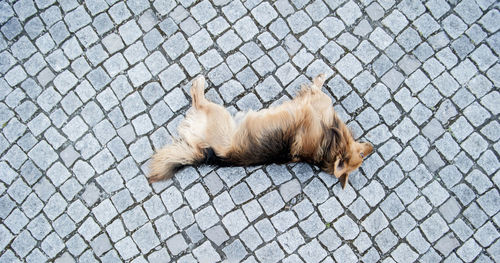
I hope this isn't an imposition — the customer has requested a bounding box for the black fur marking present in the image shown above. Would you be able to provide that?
[199,128,294,167]
[242,128,293,165]
[199,147,232,167]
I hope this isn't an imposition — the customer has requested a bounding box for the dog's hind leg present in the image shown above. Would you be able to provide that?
[188,76,236,156]
[190,76,208,110]
[148,140,204,183]
[148,77,208,183]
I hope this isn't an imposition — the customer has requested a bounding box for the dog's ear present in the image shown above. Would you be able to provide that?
[363,142,373,157]
[339,173,349,189]
[333,158,346,178]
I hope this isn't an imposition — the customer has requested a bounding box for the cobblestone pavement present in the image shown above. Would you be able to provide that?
[0,0,499,262]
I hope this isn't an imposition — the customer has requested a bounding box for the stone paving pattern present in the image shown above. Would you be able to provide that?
[0,0,499,262]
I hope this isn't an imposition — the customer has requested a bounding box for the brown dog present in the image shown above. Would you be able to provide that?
[148,74,373,188]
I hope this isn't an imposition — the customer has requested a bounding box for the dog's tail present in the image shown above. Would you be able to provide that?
[148,141,204,183]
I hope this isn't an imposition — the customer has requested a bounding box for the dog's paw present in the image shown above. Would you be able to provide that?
[193,75,205,87]
[313,73,326,87]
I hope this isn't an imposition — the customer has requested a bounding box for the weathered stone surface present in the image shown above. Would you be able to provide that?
[0,1,497,261]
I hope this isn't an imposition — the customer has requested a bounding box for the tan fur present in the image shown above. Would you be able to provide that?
[148,74,373,188]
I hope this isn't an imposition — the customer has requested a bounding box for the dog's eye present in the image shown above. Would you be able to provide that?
[360,152,364,158]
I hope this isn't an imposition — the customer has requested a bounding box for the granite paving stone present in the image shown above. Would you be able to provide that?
[303,177,328,205]
[242,199,263,223]
[154,214,177,242]
[298,239,327,263]
[318,228,341,252]
[333,244,358,263]
[270,210,297,233]
[27,214,51,241]
[204,224,227,247]
[362,209,389,235]
[255,241,283,263]
[457,238,482,262]
[299,212,325,238]
[35,33,55,54]
[334,215,360,240]
[277,227,304,253]
[192,241,220,263]
[11,230,35,258]
[222,239,247,262]
[132,222,160,254]
[251,2,277,27]
[374,228,397,254]
[0,0,498,261]
[337,32,359,51]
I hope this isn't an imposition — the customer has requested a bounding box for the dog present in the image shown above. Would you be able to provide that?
[147,74,373,189]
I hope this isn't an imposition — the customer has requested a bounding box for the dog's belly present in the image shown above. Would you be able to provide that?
[226,108,298,166]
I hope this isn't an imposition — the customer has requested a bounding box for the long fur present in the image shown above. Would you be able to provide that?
[148,75,373,188]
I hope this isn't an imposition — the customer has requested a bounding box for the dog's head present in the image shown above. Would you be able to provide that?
[322,125,373,189]
[332,140,373,189]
